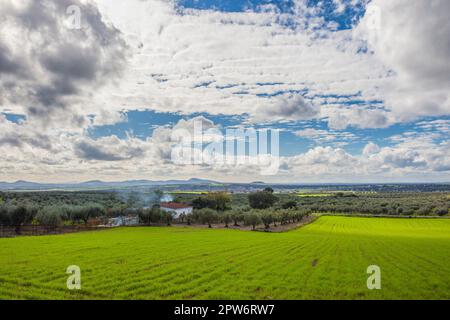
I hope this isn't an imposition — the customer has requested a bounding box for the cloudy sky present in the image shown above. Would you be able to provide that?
[0,0,449,183]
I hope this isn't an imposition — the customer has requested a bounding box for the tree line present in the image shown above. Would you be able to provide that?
[1,188,448,235]
[136,205,310,230]
[0,203,107,234]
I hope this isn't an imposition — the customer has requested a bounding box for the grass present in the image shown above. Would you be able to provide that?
[169,191,209,195]
[0,216,449,300]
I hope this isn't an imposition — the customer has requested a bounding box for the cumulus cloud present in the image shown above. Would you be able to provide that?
[89,0,389,123]
[252,94,320,122]
[1,0,450,182]
[362,142,380,156]
[74,136,145,161]
[356,0,450,120]
[326,108,391,130]
[0,0,127,122]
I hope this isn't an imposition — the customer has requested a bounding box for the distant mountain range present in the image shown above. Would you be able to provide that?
[0,178,222,191]
[1,179,449,193]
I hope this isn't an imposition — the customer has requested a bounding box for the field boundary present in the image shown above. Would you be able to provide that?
[254,215,319,233]
[316,212,450,219]
[0,225,106,238]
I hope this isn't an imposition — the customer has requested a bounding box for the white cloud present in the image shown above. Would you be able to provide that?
[362,142,380,156]
[355,0,450,120]
[326,107,391,130]
[252,94,320,122]
[295,128,356,144]
[86,0,390,124]
[1,0,450,182]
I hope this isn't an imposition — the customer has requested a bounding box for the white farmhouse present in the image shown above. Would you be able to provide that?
[160,202,193,219]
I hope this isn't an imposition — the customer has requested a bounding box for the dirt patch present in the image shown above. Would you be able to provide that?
[171,215,318,233]
[258,215,318,233]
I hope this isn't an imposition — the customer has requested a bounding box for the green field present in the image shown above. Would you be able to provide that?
[1,216,449,300]
[296,193,334,197]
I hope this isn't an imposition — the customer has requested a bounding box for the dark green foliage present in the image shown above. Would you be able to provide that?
[282,200,298,209]
[263,187,274,193]
[138,207,163,225]
[1,205,37,234]
[161,211,174,226]
[192,192,231,211]
[0,205,10,225]
[0,190,448,231]
[248,190,278,209]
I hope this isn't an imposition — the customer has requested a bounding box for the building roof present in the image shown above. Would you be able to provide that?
[160,202,192,209]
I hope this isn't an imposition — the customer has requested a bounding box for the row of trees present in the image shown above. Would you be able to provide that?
[192,188,279,212]
[0,203,106,233]
[297,199,449,217]
[184,207,310,230]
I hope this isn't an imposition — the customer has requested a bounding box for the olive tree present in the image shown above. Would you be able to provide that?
[260,211,274,229]
[36,208,62,227]
[9,205,37,234]
[244,211,261,231]
[197,208,218,228]
[221,213,232,228]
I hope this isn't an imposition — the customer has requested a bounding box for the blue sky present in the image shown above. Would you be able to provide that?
[76,0,445,161]
[178,0,367,30]
[74,1,386,157]
[0,0,449,183]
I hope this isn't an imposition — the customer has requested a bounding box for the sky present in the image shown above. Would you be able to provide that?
[0,0,449,183]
